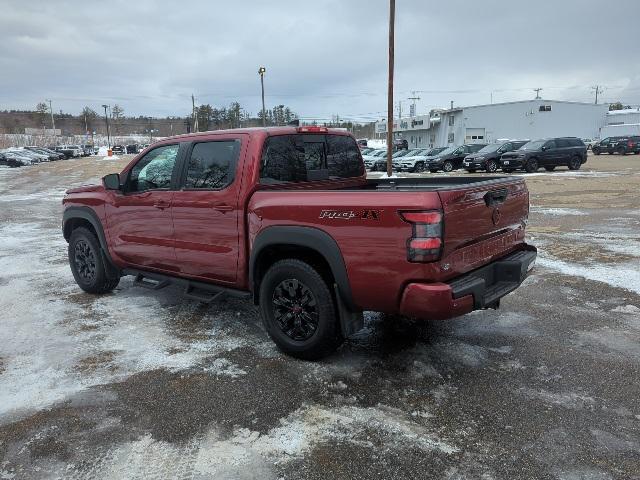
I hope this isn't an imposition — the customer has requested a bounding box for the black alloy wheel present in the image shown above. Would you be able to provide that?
[272,278,319,341]
[443,160,454,172]
[259,259,342,359]
[486,160,498,173]
[74,239,97,283]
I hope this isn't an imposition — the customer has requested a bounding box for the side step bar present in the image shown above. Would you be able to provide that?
[124,269,251,304]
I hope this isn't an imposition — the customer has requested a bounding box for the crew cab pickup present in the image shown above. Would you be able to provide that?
[62,126,536,359]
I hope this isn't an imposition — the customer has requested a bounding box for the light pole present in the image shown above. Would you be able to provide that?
[386,0,395,177]
[258,66,266,127]
[102,104,111,148]
[47,99,55,130]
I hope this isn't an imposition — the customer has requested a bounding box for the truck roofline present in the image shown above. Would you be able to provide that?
[156,126,355,143]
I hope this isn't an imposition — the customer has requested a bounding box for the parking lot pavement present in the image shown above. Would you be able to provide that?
[1,154,640,479]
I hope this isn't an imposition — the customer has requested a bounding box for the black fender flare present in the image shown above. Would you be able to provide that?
[249,226,356,311]
[62,206,117,268]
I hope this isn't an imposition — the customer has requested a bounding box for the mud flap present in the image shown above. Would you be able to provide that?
[334,284,364,337]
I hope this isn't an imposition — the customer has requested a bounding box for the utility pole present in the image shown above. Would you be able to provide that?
[408,91,420,117]
[533,88,543,100]
[591,85,604,104]
[102,104,111,148]
[47,99,55,130]
[191,94,199,133]
[258,67,267,127]
[386,0,395,177]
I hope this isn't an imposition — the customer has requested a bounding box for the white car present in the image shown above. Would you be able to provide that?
[397,147,447,172]
[362,149,386,170]
[8,148,49,163]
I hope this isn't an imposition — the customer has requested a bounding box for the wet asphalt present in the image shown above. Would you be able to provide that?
[0,154,639,479]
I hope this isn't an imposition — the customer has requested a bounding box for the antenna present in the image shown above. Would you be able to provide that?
[533,88,543,99]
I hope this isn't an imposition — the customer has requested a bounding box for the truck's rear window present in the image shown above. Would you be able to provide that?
[260,134,364,184]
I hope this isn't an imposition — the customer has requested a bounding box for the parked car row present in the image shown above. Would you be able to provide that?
[592,136,640,155]
[363,137,590,174]
[0,144,96,167]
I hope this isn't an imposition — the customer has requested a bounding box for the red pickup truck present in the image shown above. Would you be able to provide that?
[63,126,536,359]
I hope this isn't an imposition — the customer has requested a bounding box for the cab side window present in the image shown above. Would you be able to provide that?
[128,144,179,192]
[184,140,240,190]
[544,140,557,150]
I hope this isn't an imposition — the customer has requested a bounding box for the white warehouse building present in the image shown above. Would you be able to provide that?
[375,99,609,148]
[601,108,640,138]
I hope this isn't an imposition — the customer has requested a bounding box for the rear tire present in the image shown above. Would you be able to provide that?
[568,156,582,170]
[68,227,120,294]
[524,158,539,173]
[259,259,342,360]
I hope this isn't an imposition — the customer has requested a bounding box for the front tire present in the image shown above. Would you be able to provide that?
[414,162,425,173]
[524,158,539,173]
[259,259,342,360]
[68,227,119,294]
[486,160,498,173]
[592,147,601,155]
[442,161,454,172]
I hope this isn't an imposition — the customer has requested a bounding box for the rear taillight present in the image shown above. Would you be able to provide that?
[400,210,443,262]
[628,140,634,148]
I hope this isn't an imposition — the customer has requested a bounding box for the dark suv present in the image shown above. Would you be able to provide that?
[428,144,487,173]
[592,136,640,155]
[462,140,528,173]
[500,137,587,173]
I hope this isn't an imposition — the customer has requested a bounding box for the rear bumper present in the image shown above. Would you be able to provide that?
[399,245,537,320]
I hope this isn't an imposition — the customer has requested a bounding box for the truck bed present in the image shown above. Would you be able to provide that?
[343,176,523,191]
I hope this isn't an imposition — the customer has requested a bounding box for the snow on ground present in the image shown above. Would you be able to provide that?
[0,184,270,422]
[365,139,386,149]
[531,207,588,216]
[536,252,640,295]
[65,404,457,479]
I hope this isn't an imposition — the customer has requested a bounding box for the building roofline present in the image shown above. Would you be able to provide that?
[451,98,609,112]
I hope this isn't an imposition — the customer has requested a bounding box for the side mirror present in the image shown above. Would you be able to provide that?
[103,173,122,191]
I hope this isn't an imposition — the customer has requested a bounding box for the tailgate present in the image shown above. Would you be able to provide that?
[437,178,529,276]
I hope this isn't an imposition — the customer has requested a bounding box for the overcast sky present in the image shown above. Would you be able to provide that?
[1,0,639,122]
